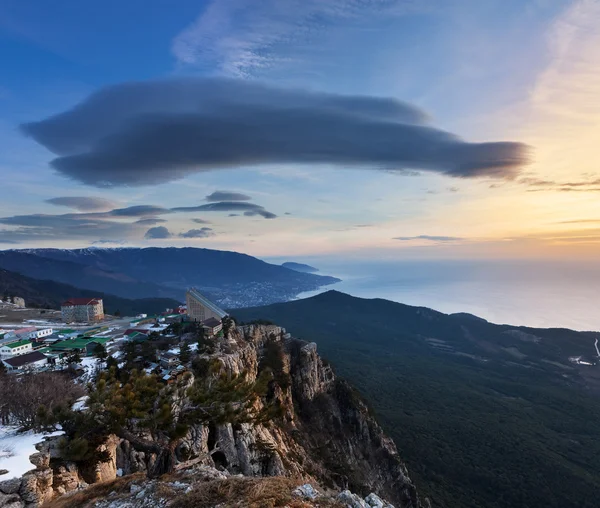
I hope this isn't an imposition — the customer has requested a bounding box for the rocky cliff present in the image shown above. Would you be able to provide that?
[0,323,424,508]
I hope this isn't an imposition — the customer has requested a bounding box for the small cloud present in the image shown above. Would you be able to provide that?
[554,219,600,224]
[284,212,292,215]
[191,218,210,224]
[206,190,251,202]
[144,226,172,239]
[110,205,171,217]
[519,175,600,192]
[179,227,214,238]
[394,235,463,242]
[134,217,168,225]
[229,214,240,217]
[447,187,459,193]
[46,196,116,211]
[171,201,276,219]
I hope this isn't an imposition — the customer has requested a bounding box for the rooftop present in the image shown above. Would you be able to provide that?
[3,339,31,349]
[3,351,47,367]
[62,298,102,306]
[202,317,222,328]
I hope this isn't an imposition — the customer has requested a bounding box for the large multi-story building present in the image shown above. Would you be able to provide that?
[61,298,104,323]
[186,288,227,322]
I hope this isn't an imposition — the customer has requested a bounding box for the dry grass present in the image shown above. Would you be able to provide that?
[43,473,345,508]
[43,473,145,508]
[171,476,297,508]
[171,476,325,508]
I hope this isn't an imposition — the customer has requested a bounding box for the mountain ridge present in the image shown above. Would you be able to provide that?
[0,248,340,308]
[232,290,600,508]
[0,267,181,316]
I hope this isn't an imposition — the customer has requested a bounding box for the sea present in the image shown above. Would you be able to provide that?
[290,259,600,331]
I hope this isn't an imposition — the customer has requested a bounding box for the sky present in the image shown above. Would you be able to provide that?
[1,0,600,259]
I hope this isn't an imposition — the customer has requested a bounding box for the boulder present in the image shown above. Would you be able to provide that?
[0,491,25,508]
[0,479,21,495]
[292,483,319,500]
[365,493,385,507]
[28,453,50,470]
[338,490,369,508]
[19,469,53,505]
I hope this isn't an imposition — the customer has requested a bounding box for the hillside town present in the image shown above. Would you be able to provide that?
[0,288,244,379]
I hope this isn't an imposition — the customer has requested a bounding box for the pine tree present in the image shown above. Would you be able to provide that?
[70,362,274,478]
[179,341,192,364]
[67,350,82,365]
[93,343,108,361]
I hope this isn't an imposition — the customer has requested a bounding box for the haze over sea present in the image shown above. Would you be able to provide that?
[285,259,600,332]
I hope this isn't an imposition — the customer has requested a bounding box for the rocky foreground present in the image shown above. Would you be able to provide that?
[0,323,427,507]
[25,463,399,507]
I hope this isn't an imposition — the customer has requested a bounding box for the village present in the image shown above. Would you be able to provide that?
[0,289,231,382]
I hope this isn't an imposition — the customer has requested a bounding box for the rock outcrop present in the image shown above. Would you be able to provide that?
[0,323,423,508]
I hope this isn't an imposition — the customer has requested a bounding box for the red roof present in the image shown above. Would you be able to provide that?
[62,298,102,306]
[14,327,37,335]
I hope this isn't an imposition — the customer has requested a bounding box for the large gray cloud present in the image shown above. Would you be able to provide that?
[46,196,116,211]
[206,190,251,202]
[21,78,528,187]
[171,201,276,219]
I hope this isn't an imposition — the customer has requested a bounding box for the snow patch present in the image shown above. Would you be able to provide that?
[0,426,63,480]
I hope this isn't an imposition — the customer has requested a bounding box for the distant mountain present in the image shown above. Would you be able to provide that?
[233,290,600,508]
[0,268,180,316]
[0,251,176,299]
[0,248,340,308]
[281,261,319,273]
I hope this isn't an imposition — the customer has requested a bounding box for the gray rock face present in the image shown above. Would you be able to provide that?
[338,490,369,508]
[0,479,22,495]
[292,483,320,500]
[3,324,422,508]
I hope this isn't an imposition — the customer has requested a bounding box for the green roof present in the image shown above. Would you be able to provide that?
[57,329,76,334]
[128,332,148,341]
[4,340,31,349]
[50,336,112,351]
[87,336,111,344]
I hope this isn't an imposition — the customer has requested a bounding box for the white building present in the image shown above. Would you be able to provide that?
[28,328,53,341]
[0,340,33,357]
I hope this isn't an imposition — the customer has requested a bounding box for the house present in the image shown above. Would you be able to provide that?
[2,351,47,371]
[61,298,104,323]
[126,331,149,342]
[186,289,227,322]
[202,317,223,337]
[0,340,33,357]
[5,327,37,341]
[28,328,53,342]
[159,352,180,370]
[84,338,111,356]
